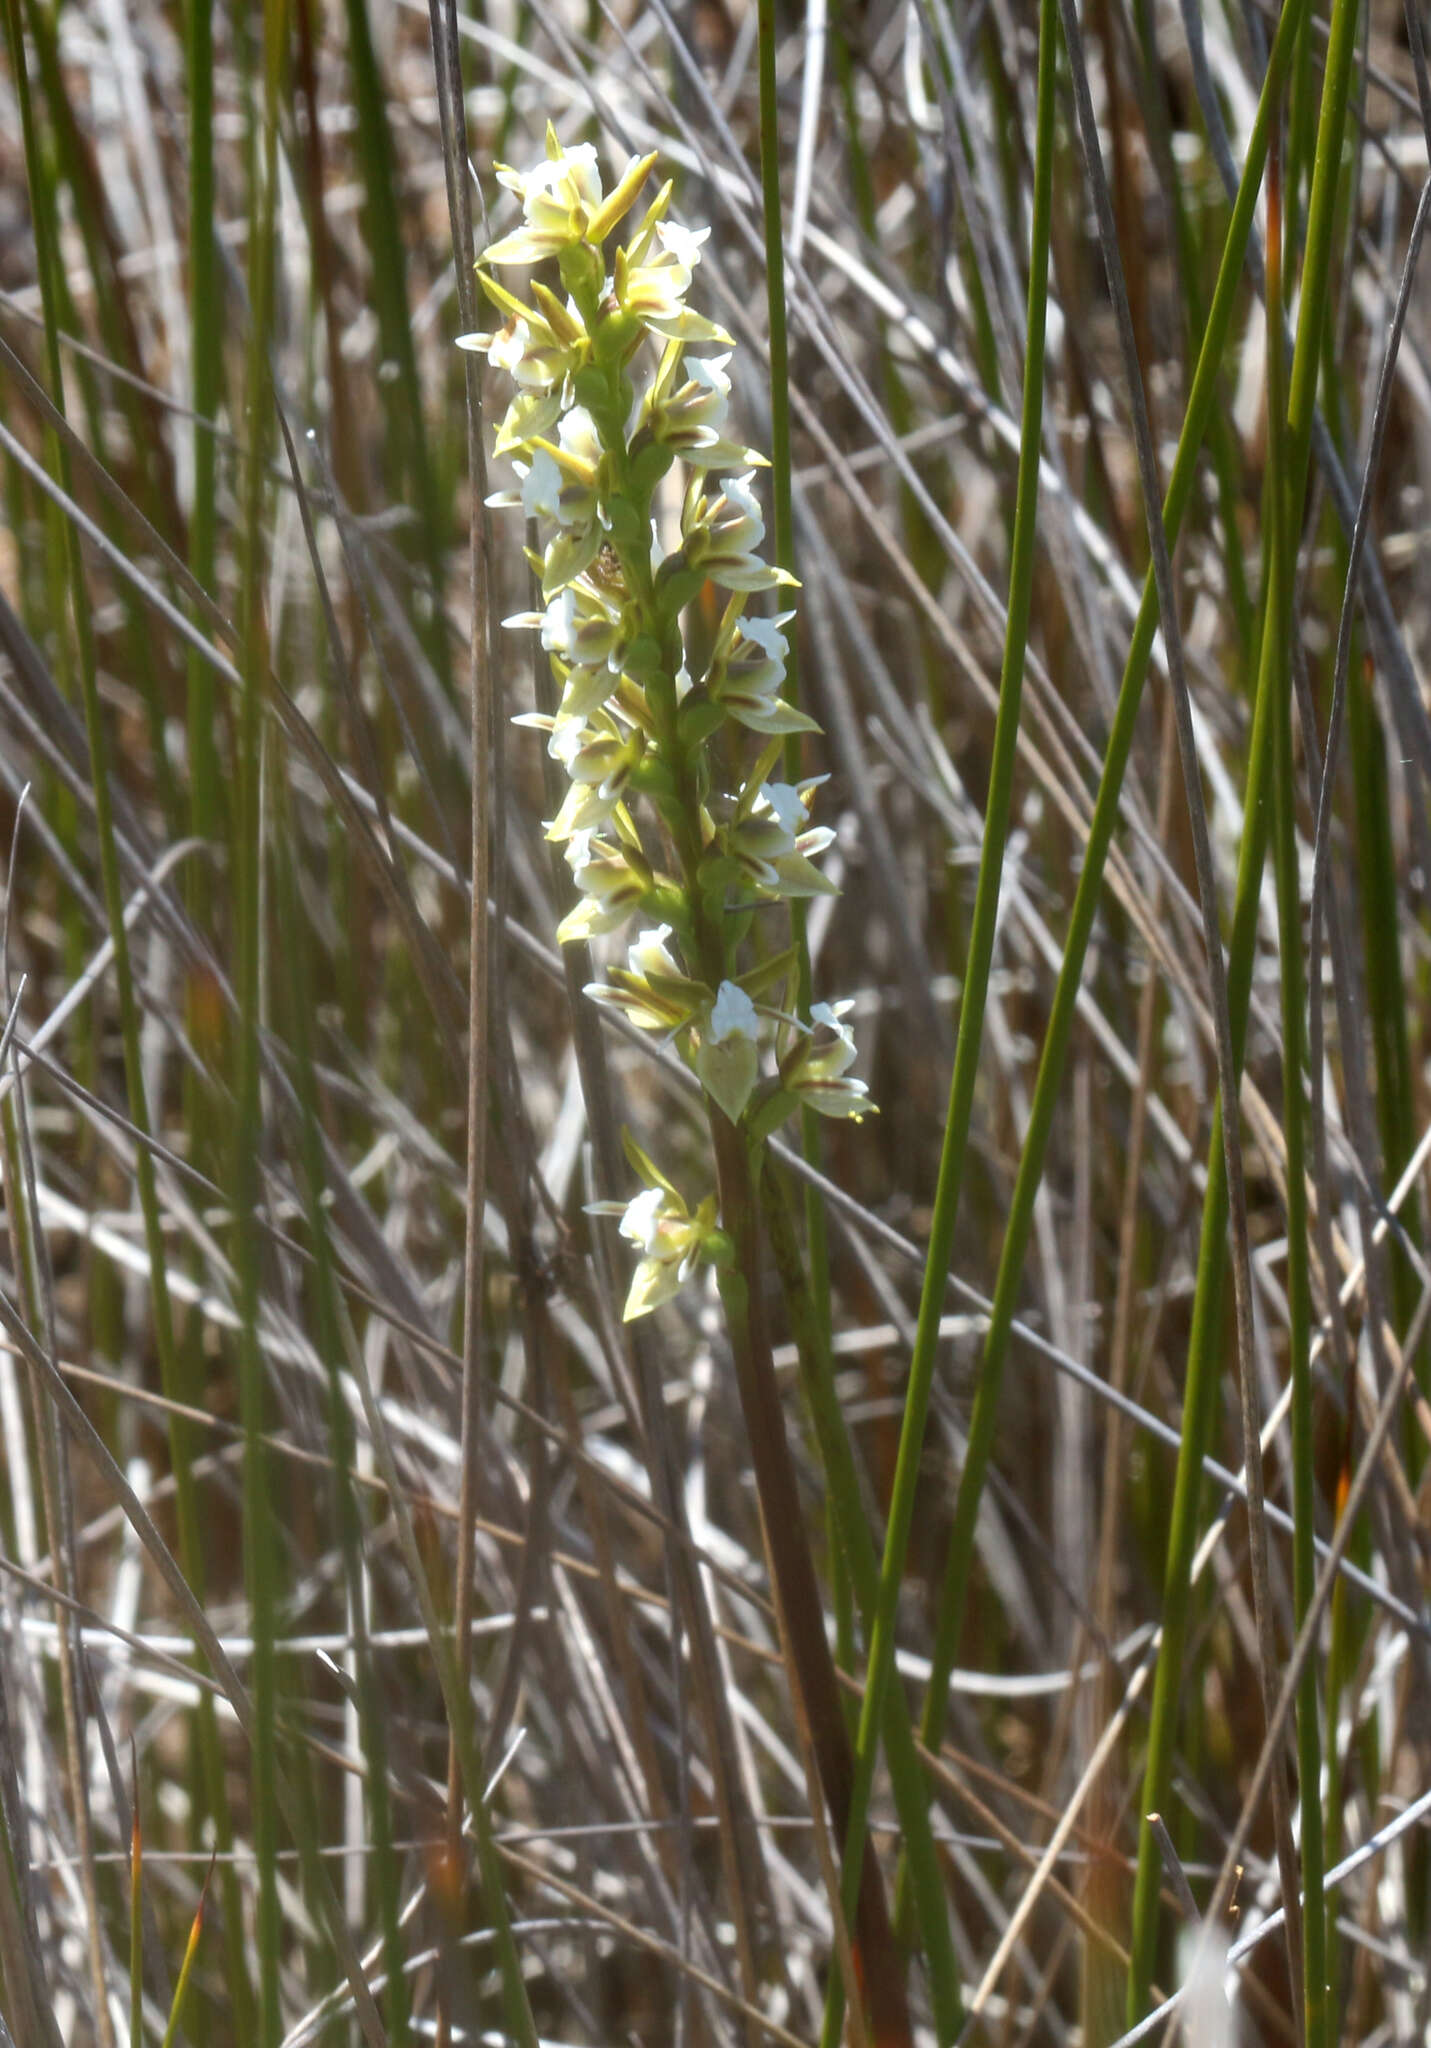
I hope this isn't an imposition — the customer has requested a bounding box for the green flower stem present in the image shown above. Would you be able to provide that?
[763,1162,963,2040]
[888,0,1310,1969]
[710,1118,912,2047]
[828,0,1057,2002]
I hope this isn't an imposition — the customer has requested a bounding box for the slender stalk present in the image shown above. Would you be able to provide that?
[159,1857,213,2048]
[186,0,222,873]
[341,0,450,693]
[763,1161,962,2039]
[441,0,496,2008]
[754,0,837,1578]
[1269,133,1327,2048]
[234,0,294,2033]
[711,1118,911,2047]
[128,1767,142,2048]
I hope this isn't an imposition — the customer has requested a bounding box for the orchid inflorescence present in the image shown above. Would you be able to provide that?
[465,127,873,1319]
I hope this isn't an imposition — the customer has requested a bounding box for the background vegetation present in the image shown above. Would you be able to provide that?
[0,0,1428,2038]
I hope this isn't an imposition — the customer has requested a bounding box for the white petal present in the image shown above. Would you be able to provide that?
[709,980,758,1043]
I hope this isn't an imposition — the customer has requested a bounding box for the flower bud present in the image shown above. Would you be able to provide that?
[484,135,606,265]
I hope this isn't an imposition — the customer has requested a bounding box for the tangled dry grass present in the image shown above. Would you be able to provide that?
[1,0,1430,2040]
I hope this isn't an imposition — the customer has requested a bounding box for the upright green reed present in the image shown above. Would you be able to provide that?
[1268,129,1327,2048]
[342,0,450,693]
[187,0,224,877]
[829,0,1058,2030]
[235,0,286,2030]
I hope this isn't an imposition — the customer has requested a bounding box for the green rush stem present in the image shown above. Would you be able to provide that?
[1322,285,1423,1466]
[128,1796,142,2048]
[830,0,1057,2003]
[341,0,450,694]
[1349,658,1424,1443]
[1271,104,1325,2048]
[235,0,285,2033]
[763,1163,963,2041]
[754,0,836,1535]
[1,0,255,2032]
[187,0,223,888]
[1123,715,1269,2019]
[884,0,1310,1970]
[179,0,243,2008]
[1130,0,1361,2008]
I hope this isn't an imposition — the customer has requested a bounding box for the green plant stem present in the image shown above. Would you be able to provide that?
[1270,82,1330,2048]
[710,1119,911,2047]
[235,1,286,2035]
[128,1794,141,2048]
[178,0,250,2020]
[187,0,223,879]
[341,0,450,694]
[827,0,1056,1999]
[753,0,841,1693]
[763,1162,963,2039]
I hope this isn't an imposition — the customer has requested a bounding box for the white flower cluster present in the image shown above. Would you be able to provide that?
[466,128,873,1318]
